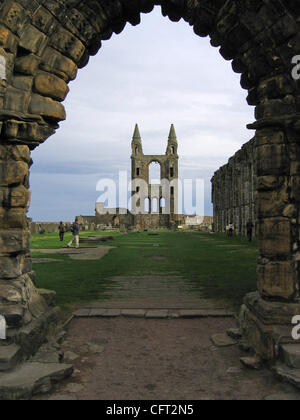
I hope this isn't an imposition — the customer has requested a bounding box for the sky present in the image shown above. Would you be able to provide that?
[28,6,255,222]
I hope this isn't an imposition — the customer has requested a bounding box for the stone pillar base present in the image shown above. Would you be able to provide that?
[1,285,61,360]
[240,292,300,361]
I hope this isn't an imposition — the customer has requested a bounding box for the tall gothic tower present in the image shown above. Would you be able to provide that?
[131,124,179,221]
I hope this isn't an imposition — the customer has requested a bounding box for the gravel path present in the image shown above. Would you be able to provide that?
[36,317,296,400]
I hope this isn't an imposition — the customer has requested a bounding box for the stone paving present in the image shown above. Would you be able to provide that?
[73,308,234,320]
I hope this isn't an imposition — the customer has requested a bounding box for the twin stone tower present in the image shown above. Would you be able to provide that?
[131,124,179,226]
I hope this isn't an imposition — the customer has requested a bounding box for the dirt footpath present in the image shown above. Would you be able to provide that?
[34,246,115,260]
[37,317,296,400]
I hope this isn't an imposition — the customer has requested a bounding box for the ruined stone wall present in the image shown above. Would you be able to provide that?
[29,222,61,234]
[211,137,256,236]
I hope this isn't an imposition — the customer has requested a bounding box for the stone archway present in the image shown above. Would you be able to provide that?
[0,0,300,362]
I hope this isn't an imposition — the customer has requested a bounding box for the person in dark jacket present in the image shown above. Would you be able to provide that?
[67,218,80,248]
[246,220,254,242]
[59,221,65,242]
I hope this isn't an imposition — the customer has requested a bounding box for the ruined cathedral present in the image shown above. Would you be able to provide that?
[130,123,179,229]
[90,124,208,231]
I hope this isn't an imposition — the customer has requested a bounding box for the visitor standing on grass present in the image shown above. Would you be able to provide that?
[246,220,254,242]
[67,218,80,248]
[59,221,65,242]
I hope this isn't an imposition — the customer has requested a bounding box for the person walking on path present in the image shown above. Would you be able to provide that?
[67,218,80,248]
[59,221,65,242]
[246,220,254,242]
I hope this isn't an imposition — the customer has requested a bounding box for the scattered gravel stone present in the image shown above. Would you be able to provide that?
[64,351,80,361]
[65,383,84,393]
[240,356,262,370]
[211,333,237,347]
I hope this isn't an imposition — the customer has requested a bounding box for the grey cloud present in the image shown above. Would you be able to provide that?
[28,7,253,221]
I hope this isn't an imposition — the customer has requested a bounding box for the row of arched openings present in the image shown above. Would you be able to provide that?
[144,197,166,213]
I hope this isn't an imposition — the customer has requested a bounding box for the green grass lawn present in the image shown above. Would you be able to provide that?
[31,230,258,313]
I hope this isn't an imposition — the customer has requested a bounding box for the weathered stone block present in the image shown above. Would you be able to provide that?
[3,120,23,139]
[0,160,28,186]
[255,129,285,147]
[256,144,289,176]
[257,189,288,218]
[240,356,262,370]
[258,218,291,257]
[245,292,300,325]
[64,8,96,45]
[0,344,22,372]
[4,87,30,113]
[0,361,73,400]
[0,25,18,53]
[50,27,85,63]
[0,255,23,279]
[18,24,47,54]
[10,185,30,208]
[255,97,296,119]
[15,273,48,318]
[0,229,29,255]
[0,208,27,229]
[41,47,77,81]
[258,261,296,300]
[0,282,22,304]
[257,75,294,100]
[280,344,300,369]
[8,145,30,163]
[34,71,69,101]
[241,302,275,361]
[14,54,40,76]
[0,2,25,33]
[28,290,48,319]
[29,94,66,121]
[257,176,284,191]
[32,6,56,35]
[12,75,33,91]
[274,363,300,389]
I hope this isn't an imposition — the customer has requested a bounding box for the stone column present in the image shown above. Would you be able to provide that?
[0,143,48,332]
[242,126,300,360]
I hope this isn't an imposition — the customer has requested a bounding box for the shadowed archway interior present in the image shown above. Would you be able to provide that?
[0,0,300,362]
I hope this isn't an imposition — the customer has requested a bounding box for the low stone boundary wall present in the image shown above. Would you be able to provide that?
[29,222,61,234]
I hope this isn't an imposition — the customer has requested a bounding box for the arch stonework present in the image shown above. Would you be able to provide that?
[0,0,299,361]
